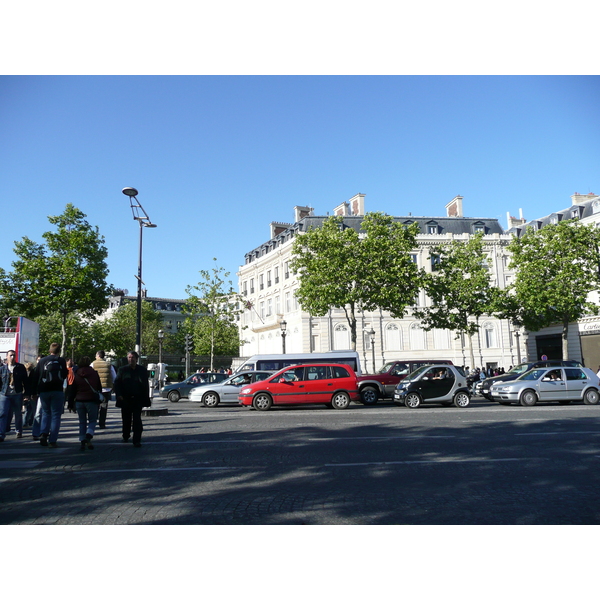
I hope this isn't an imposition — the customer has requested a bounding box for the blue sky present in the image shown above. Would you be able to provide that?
[1,75,599,301]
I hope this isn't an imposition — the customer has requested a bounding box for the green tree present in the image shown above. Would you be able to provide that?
[290,212,421,350]
[99,299,164,361]
[184,259,244,371]
[0,204,111,355]
[413,233,497,369]
[506,219,600,359]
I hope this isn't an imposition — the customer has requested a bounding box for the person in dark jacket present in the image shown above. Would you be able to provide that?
[0,350,29,442]
[71,356,103,451]
[114,351,150,448]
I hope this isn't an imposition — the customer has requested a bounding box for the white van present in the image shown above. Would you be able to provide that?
[235,351,362,376]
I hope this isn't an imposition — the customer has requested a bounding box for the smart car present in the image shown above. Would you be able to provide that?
[489,366,600,406]
[238,363,360,411]
[393,364,471,408]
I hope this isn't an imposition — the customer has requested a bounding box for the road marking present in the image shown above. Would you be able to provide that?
[324,458,525,467]
[514,431,600,436]
[308,435,456,441]
[0,461,44,468]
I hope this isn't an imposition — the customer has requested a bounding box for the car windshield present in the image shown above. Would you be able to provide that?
[509,363,531,375]
[517,369,547,381]
[378,362,397,374]
[403,365,431,382]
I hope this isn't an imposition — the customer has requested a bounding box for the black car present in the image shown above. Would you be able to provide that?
[478,360,584,401]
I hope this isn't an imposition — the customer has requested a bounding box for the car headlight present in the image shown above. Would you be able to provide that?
[240,387,252,395]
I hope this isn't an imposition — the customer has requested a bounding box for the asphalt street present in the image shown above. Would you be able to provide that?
[2,393,600,525]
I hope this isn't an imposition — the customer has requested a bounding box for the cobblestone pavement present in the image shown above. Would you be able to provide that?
[2,395,600,524]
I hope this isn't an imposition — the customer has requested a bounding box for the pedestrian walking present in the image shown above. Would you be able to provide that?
[91,350,116,429]
[22,361,36,428]
[114,351,150,448]
[71,356,103,451]
[33,343,68,448]
[0,350,29,442]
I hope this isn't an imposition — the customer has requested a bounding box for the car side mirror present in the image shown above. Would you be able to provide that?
[278,377,287,383]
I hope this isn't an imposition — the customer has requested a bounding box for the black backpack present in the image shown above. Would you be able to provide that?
[41,357,64,384]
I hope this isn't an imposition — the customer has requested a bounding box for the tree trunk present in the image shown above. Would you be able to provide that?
[344,303,357,351]
[60,312,67,358]
[562,317,570,360]
[468,333,476,371]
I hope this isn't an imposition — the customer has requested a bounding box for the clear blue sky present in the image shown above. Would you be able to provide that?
[1,75,599,301]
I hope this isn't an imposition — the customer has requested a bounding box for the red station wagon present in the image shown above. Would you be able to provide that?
[238,363,361,411]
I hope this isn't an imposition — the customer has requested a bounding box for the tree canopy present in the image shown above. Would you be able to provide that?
[0,204,111,354]
[184,259,243,371]
[506,219,600,359]
[414,233,498,369]
[290,212,421,350]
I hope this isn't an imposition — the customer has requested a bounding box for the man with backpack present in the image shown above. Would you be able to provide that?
[33,343,68,448]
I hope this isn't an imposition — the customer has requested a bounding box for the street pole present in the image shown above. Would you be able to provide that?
[368,328,376,373]
[122,188,157,358]
[280,320,287,354]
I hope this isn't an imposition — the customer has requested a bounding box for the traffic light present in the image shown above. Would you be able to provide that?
[185,334,193,353]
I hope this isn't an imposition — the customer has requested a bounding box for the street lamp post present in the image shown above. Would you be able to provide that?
[368,328,376,373]
[280,320,287,354]
[122,187,157,356]
[514,330,521,364]
[158,329,164,364]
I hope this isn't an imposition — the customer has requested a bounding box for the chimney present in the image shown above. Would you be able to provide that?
[571,192,599,205]
[294,206,312,222]
[270,222,292,238]
[507,210,527,229]
[348,193,365,216]
[445,195,463,218]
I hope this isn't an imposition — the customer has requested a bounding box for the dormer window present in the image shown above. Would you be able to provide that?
[472,221,485,234]
[571,208,580,220]
[427,221,439,234]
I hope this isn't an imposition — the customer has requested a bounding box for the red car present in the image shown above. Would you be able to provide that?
[238,363,360,411]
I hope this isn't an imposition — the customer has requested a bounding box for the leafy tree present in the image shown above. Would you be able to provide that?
[184,259,244,371]
[506,219,600,359]
[413,233,497,369]
[290,212,421,350]
[99,299,165,361]
[0,204,111,355]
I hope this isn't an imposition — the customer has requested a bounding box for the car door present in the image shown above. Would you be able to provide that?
[302,365,330,403]
[423,367,455,400]
[270,367,306,404]
[537,368,568,401]
[564,368,589,400]
[220,375,245,402]
[383,362,410,396]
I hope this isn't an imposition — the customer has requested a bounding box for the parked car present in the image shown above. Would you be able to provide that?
[489,366,600,406]
[189,371,274,407]
[357,359,453,405]
[393,364,471,408]
[478,360,584,401]
[238,363,361,411]
[161,372,228,402]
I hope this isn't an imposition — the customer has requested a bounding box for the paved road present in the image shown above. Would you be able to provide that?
[2,394,600,524]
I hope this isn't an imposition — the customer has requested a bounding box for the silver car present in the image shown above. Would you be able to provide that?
[189,370,274,407]
[489,367,600,406]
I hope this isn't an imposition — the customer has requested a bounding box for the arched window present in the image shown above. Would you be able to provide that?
[483,321,497,348]
[409,322,426,350]
[385,323,402,351]
[334,323,350,350]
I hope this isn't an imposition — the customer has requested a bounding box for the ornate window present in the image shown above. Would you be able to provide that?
[483,321,497,348]
[433,328,450,350]
[334,324,350,350]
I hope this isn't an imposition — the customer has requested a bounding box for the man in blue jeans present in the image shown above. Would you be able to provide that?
[33,343,68,448]
[0,350,29,442]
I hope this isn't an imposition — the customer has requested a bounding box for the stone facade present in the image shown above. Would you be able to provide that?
[237,194,524,373]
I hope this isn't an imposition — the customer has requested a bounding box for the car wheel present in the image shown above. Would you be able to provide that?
[331,392,350,409]
[453,392,470,408]
[520,389,538,407]
[202,392,220,408]
[360,386,379,405]
[167,390,180,403]
[405,393,421,409]
[252,393,273,411]
[583,389,600,405]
